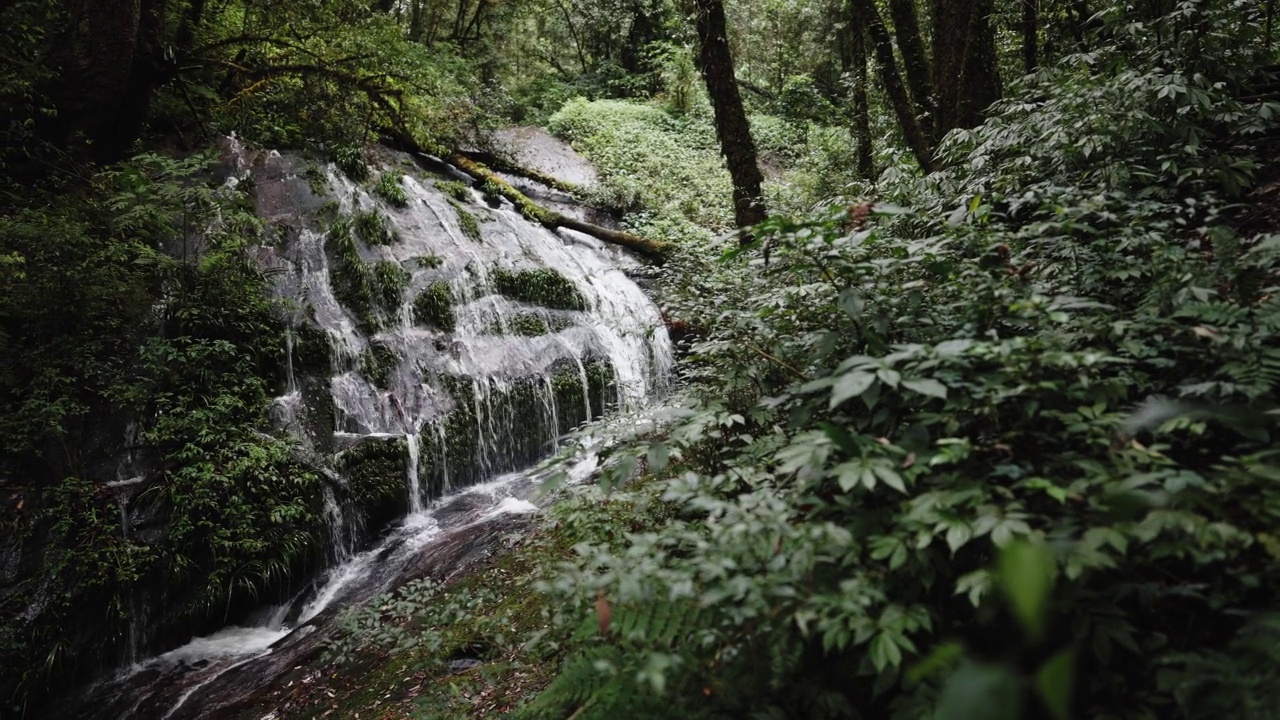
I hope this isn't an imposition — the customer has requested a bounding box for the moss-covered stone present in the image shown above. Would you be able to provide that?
[486,312,572,337]
[434,180,472,202]
[373,171,409,208]
[292,318,334,373]
[450,200,483,242]
[327,219,409,332]
[411,254,443,269]
[359,342,399,389]
[492,268,586,311]
[412,282,455,332]
[305,165,328,195]
[354,210,398,245]
[336,437,409,537]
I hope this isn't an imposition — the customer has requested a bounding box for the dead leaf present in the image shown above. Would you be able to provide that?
[595,590,611,636]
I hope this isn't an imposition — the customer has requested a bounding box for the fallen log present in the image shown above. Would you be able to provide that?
[447,153,669,263]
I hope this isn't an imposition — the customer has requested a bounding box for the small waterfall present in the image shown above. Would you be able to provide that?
[64,144,675,719]
[406,431,423,514]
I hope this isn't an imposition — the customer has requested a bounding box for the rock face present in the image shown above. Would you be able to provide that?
[14,139,674,719]
[492,126,599,187]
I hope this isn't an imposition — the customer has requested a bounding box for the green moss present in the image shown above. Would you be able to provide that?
[492,267,587,311]
[373,171,409,208]
[332,145,368,181]
[412,282,456,331]
[305,165,328,195]
[354,210,398,245]
[327,219,409,332]
[411,253,443,269]
[434,180,472,202]
[337,437,409,534]
[293,319,334,373]
[360,342,399,389]
[487,312,572,337]
[450,200,483,242]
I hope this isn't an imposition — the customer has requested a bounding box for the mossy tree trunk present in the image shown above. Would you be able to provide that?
[887,0,936,143]
[1022,0,1039,73]
[446,154,669,262]
[43,0,169,164]
[691,0,768,235]
[838,1,874,179]
[929,0,1002,137]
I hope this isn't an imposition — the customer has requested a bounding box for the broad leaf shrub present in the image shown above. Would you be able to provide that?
[522,5,1280,719]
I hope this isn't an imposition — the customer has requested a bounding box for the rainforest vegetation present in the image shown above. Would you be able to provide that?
[4,0,1280,718]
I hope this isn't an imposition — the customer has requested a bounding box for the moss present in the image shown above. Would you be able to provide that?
[293,319,333,373]
[305,165,328,195]
[326,219,409,332]
[354,210,398,245]
[337,437,409,535]
[487,312,572,337]
[411,253,443,269]
[492,267,587,311]
[448,200,482,242]
[584,357,618,418]
[412,282,455,332]
[317,199,341,219]
[359,342,399,389]
[373,171,409,208]
[435,180,472,202]
[332,145,368,181]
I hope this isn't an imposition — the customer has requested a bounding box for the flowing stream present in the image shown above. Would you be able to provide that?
[57,143,673,719]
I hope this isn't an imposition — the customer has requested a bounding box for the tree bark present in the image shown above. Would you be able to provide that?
[930,0,1002,137]
[691,0,768,234]
[1022,0,1039,73]
[852,0,934,173]
[887,0,935,142]
[43,0,169,164]
[838,1,874,179]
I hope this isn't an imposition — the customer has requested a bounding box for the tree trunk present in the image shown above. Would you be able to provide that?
[44,0,168,164]
[887,0,935,142]
[1022,0,1039,73]
[691,0,768,234]
[838,1,874,179]
[930,0,1002,137]
[852,0,934,173]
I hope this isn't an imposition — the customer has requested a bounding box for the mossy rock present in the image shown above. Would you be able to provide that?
[373,171,409,208]
[337,436,409,536]
[360,342,399,389]
[487,312,572,337]
[354,210,398,245]
[413,282,456,332]
[435,180,472,203]
[292,319,334,373]
[451,200,483,242]
[327,220,409,332]
[492,268,586,311]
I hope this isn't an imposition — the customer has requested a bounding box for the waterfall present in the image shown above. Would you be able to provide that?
[60,144,674,720]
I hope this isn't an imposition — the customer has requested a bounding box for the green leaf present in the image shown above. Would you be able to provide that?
[1035,649,1075,720]
[830,371,876,409]
[934,661,1022,720]
[646,443,670,474]
[998,542,1056,642]
[902,378,948,400]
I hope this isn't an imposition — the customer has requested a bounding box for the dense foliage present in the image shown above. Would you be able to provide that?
[4,0,1280,716]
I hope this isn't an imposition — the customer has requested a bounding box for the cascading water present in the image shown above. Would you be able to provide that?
[57,144,674,719]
